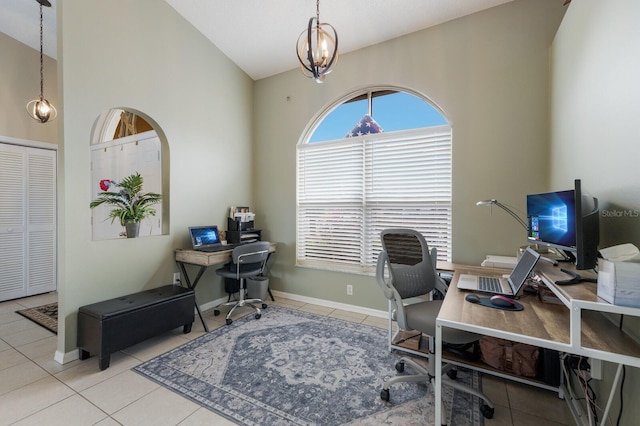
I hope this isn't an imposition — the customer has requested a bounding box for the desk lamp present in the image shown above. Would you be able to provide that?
[475,199,528,230]
[476,199,550,256]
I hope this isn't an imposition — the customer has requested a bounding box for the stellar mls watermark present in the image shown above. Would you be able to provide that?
[601,209,640,218]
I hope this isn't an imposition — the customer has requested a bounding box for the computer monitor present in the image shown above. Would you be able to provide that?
[526,179,599,271]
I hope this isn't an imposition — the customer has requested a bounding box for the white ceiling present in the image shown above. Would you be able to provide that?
[1,0,57,59]
[165,0,514,80]
[1,0,517,81]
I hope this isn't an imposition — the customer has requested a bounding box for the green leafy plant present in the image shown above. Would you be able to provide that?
[89,172,161,227]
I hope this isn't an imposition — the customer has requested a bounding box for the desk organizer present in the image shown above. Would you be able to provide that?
[227,218,261,243]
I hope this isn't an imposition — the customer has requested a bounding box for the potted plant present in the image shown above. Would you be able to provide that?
[89,172,161,238]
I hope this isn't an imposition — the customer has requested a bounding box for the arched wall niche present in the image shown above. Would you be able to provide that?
[89,107,170,240]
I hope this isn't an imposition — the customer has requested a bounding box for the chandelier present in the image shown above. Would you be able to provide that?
[26,0,57,123]
[296,0,338,83]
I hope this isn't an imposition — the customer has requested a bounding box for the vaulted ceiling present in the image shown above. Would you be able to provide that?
[1,0,519,80]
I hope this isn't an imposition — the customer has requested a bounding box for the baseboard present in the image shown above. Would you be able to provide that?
[199,296,229,313]
[270,290,387,318]
[54,348,79,365]
[199,291,386,319]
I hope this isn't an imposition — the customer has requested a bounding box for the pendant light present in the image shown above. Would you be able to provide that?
[26,0,57,123]
[296,0,338,83]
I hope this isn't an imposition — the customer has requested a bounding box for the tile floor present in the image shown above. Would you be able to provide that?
[0,292,573,425]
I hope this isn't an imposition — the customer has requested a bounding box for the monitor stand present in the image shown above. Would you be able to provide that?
[555,249,576,264]
[555,268,598,285]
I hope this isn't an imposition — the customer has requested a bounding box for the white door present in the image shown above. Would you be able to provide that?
[0,143,57,301]
[26,148,57,296]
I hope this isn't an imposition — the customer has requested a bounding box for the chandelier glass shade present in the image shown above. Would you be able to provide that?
[27,0,57,123]
[296,0,338,83]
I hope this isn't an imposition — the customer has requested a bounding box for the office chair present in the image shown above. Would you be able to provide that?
[376,229,494,423]
[214,241,270,325]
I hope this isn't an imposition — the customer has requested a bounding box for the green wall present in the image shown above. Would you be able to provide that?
[550,0,640,422]
[0,31,58,144]
[56,0,254,354]
[253,0,566,311]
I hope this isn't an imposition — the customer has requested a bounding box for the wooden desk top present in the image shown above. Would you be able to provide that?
[534,261,598,302]
[438,262,640,363]
[175,242,277,267]
[438,268,572,348]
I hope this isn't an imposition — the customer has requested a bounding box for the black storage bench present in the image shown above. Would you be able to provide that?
[77,285,195,370]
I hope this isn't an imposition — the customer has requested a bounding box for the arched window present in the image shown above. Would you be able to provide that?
[297,89,451,274]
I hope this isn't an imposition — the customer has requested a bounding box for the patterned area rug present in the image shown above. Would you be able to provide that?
[134,305,483,425]
[16,302,58,334]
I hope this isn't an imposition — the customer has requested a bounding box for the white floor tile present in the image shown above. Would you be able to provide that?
[1,324,55,347]
[0,360,49,397]
[12,394,108,426]
[0,318,39,338]
[54,351,142,392]
[81,370,160,414]
[111,387,200,426]
[0,347,29,371]
[15,334,57,359]
[0,375,75,424]
[178,407,238,425]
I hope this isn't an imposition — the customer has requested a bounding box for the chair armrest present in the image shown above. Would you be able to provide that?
[434,276,449,297]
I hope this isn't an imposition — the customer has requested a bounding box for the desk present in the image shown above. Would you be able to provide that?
[175,243,277,332]
[435,262,640,425]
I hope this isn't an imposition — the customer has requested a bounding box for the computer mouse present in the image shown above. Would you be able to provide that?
[490,295,516,308]
[465,294,480,304]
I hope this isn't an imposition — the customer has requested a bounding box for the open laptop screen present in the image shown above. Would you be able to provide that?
[189,226,221,249]
[507,247,540,295]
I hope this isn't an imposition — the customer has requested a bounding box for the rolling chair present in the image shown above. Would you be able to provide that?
[376,229,494,423]
[214,241,270,325]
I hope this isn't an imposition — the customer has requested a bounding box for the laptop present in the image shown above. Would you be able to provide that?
[189,226,234,252]
[456,246,541,297]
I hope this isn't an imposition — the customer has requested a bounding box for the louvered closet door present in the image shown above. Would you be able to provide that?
[0,144,27,300]
[26,148,56,295]
[0,143,57,301]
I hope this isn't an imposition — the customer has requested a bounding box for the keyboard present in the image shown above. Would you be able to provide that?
[478,276,502,293]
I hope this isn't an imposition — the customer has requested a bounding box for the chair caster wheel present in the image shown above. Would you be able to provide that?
[262,303,268,309]
[480,404,494,419]
[255,313,261,320]
[214,310,220,316]
[380,388,390,401]
[447,369,458,380]
[395,361,405,373]
[226,318,233,325]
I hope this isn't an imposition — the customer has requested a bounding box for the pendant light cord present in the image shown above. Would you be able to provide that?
[39,2,44,99]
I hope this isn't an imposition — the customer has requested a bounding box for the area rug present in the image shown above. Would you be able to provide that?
[16,302,58,334]
[134,305,483,425]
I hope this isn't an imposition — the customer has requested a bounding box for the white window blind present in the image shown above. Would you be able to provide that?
[297,125,452,274]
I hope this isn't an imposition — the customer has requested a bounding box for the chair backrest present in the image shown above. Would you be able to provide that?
[376,229,444,331]
[232,241,271,266]
[380,228,438,299]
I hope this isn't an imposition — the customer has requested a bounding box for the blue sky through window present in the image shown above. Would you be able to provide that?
[309,91,447,143]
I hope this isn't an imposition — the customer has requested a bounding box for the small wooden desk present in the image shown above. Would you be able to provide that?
[434,262,640,425]
[175,243,277,331]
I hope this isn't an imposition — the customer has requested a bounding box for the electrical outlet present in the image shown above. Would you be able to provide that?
[173,272,181,285]
[347,284,353,296]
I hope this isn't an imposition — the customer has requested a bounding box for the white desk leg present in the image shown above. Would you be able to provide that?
[435,322,443,425]
[601,363,624,424]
